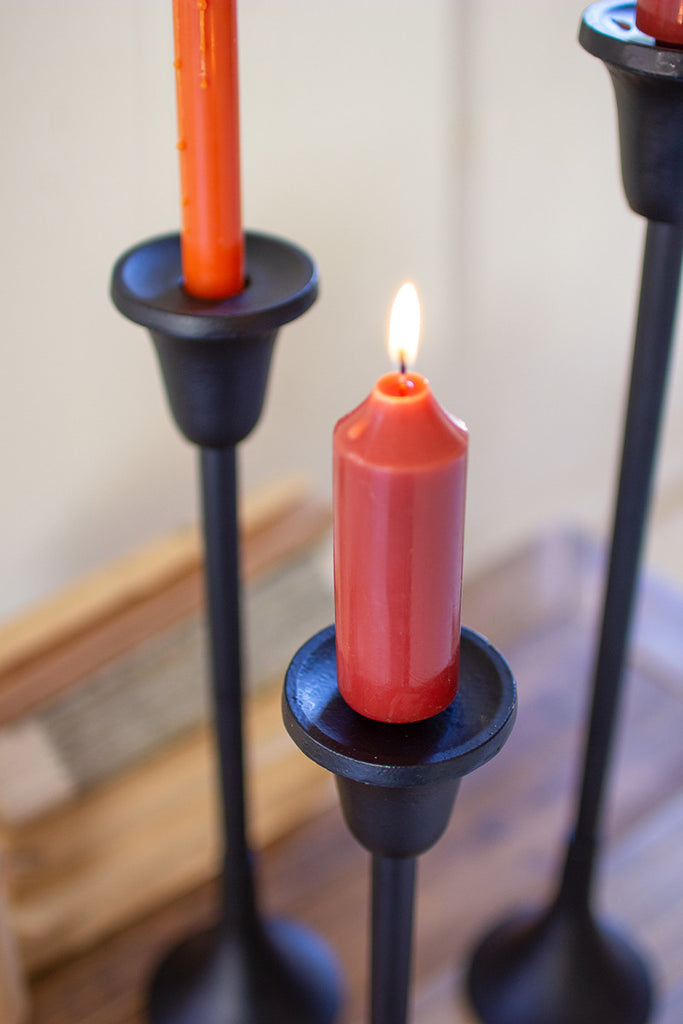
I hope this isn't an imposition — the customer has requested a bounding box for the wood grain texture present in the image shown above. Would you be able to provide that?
[0,478,330,726]
[7,682,335,974]
[25,531,683,1024]
[1,480,334,973]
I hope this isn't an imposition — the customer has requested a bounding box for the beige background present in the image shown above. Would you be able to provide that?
[1,0,682,622]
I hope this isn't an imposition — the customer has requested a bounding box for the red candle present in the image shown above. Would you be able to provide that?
[173,0,245,299]
[333,285,469,723]
[636,0,683,45]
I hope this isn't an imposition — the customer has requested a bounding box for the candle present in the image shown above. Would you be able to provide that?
[333,285,469,723]
[635,0,683,45]
[173,0,245,298]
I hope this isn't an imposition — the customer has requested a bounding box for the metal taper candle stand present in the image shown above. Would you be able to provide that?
[283,625,517,1024]
[111,232,343,1024]
[466,5,683,1023]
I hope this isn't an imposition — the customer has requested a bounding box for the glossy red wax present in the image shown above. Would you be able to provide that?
[333,372,468,723]
[636,0,683,45]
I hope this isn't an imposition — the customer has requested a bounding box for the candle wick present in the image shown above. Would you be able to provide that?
[398,353,409,395]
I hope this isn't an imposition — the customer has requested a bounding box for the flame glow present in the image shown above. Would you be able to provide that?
[388,282,421,369]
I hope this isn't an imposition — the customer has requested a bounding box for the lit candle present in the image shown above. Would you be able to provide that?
[635,0,683,45]
[173,0,245,298]
[333,285,469,723]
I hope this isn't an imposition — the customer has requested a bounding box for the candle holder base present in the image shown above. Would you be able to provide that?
[467,899,653,1024]
[148,919,343,1024]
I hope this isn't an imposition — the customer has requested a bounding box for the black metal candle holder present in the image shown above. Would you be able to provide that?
[283,625,517,1024]
[466,5,683,1023]
[111,232,343,1024]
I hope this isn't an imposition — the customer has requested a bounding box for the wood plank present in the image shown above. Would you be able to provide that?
[7,681,335,973]
[0,487,331,725]
[0,526,201,683]
[0,476,307,682]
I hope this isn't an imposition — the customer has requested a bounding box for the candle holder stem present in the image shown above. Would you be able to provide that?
[199,446,255,930]
[465,8,683,1023]
[561,219,683,908]
[111,232,344,1024]
[370,855,416,1024]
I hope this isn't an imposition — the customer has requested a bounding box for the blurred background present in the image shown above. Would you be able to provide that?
[1,0,682,623]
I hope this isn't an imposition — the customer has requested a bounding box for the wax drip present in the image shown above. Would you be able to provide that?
[173,3,188,182]
[198,0,208,89]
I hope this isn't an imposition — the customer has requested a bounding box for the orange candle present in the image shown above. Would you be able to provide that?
[333,285,469,723]
[173,0,245,298]
[636,0,683,45]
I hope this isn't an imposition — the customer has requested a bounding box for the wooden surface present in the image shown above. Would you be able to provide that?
[27,532,683,1024]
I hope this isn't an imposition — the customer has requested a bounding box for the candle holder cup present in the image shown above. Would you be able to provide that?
[283,625,517,1024]
[111,232,343,1024]
[581,0,683,225]
[465,6,683,1023]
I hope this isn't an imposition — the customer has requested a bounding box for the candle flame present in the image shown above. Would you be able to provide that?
[388,282,421,370]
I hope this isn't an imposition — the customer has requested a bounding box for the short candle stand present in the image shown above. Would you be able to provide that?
[111,232,344,1024]
[283,625,517,1024]
[466,5,683,1023]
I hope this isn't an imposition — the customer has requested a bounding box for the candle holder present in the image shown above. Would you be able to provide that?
[283,625,517,1024]
[466,6,683,1023]
[111,232,343,1024]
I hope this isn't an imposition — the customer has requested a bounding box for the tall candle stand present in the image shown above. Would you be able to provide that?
[466,5,683,1023]
[111,232,343,1024]
[283,625,517,1024]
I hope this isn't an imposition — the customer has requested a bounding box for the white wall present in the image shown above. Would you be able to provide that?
[0,0,681,622]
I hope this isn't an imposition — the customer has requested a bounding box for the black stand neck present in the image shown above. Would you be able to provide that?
[371,856,416,1024]
[199,447,256,930]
